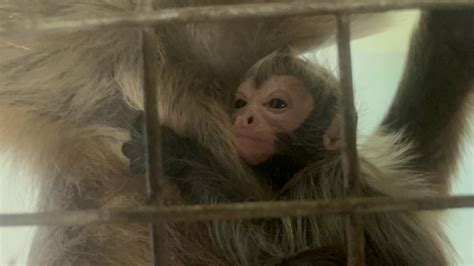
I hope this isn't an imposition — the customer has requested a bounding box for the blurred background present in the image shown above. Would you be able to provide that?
[1,10,473,265]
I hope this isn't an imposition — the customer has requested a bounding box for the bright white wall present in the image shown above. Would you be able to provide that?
[1,10,473,266]
[0,159,37,265]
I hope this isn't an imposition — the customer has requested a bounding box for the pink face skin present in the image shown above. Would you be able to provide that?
[232,75,314,165]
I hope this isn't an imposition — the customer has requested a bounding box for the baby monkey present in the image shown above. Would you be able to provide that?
[123,52,341,195]
[122,52,347,264]
[232,52,343,190]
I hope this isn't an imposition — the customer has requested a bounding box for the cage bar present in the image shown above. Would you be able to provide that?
[139,1,169,265]
[2,195,473,226]
[336,14,365,266]
[142,26,170,266]
[1,0,474,35]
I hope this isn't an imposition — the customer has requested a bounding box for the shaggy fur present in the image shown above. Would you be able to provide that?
[0,1,472,265]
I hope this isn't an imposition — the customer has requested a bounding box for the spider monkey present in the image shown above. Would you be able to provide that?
[0,0,472,265]
[124,52,340,193]
[122,10,474,266]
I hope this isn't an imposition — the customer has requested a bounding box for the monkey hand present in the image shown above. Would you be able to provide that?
[122,113,147,174]
[122,112,193,175]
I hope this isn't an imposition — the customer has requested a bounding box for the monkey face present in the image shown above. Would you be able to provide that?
[232,75,314,165]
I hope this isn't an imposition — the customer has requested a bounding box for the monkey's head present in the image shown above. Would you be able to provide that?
[232,51,342,166]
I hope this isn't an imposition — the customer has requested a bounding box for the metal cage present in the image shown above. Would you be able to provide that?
[1,1,474,265]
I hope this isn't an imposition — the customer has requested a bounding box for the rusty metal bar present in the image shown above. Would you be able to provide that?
[139,1,169,265]
[336,14,365,266]
[1,0,474,35]
[1,196,474,226]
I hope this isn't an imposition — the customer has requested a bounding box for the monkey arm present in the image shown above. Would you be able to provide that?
[157,0,389,80]
[381,10,474,192]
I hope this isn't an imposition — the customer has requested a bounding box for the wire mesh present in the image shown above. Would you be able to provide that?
[1,1,474,266]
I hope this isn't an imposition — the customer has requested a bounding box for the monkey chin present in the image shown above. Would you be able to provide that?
[236,137,276,166]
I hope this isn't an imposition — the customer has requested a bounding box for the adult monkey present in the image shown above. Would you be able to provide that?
[0,0,389,265]
[123,9,474,266]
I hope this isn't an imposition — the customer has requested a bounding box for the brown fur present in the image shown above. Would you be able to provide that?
[0,1,467,265]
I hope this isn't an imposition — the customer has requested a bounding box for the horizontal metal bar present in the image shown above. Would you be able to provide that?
[1,0,474,35]
[1,195,473,227]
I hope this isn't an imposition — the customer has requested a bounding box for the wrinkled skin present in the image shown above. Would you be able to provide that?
[232,76,315,165]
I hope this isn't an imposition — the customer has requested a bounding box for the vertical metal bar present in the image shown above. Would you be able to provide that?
[140,1,170,265]
[336,14,365,266]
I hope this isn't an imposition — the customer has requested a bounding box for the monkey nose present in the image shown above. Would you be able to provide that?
[235,113,255,127]
[246,116,254,125]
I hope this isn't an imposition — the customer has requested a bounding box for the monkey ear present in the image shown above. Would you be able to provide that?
[323,113,342,151]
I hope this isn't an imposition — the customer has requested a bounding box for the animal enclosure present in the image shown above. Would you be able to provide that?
[0,1,474,265]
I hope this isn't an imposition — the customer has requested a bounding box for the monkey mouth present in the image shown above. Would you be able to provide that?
[236,132,268,143]
[235,137,276,165]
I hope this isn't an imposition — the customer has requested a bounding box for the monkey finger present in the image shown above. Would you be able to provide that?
[121,141,143,161]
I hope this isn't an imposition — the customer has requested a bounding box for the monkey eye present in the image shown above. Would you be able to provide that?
[268,98,288,109]
[234,99,247,109]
